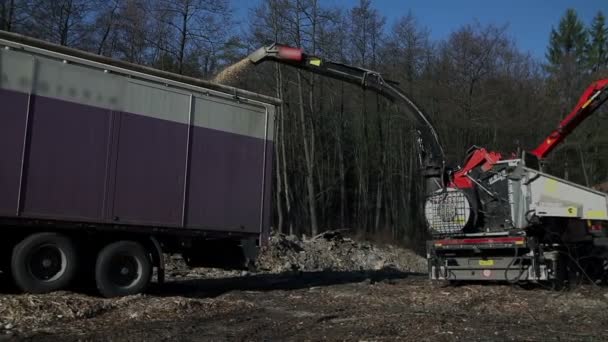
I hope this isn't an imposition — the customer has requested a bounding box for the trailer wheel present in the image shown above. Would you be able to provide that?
[95,241,151,298]
[11,233,77,293]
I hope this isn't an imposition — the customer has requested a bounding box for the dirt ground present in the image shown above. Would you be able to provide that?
[1,234,607,341]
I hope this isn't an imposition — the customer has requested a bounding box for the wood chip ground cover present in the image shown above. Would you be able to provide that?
[0,234,607,341]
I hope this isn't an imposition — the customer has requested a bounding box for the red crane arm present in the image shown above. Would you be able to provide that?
[451,78,608,189]
[531,79,608,159]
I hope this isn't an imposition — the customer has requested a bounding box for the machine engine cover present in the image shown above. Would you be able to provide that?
[425,188,472,236]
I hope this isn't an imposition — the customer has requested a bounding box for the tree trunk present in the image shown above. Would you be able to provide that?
[274,116,283,232]
[7,0,12,31]
[275,64,293,235]
[273,65,284,233]
[60,1,73,46]
[178,5,188,74]
[338,83,347,228]
[297,71,318,236]
[2,0,15,32]
[374,94,384,233]
[0,1,6,31]
[96,2,119,55]
[577,144,590,187]
[281,99,293,235]
[357,90,369,232]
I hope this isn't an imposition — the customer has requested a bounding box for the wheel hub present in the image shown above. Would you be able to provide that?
[109,255,141,287]
[27,245,67,282]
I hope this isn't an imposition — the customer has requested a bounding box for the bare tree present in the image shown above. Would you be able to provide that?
[24,0,94,47]
[249,0,293,233]
[0,0,26,32]
[347,0,385,232]
[111,0,154,64]
[91,0,121,55]
[154,0,231,75]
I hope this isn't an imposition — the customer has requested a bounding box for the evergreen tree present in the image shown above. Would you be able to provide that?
[586,11,608,72]
[546,9,588,69]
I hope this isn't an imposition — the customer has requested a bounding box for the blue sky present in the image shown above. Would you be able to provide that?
[233,0,607,61]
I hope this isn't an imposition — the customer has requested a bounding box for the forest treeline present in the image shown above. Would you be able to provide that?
[2,0,607,243]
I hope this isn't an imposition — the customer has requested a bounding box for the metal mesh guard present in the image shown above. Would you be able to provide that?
[425,188,471,236]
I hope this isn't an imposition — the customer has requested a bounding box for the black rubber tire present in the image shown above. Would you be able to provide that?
[11,233,77,294]
[95,241,152,298]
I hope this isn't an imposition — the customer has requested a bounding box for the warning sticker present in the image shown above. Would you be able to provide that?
[479,260,494,266]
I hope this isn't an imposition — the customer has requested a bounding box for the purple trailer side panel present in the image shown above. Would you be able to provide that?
[0,90,272,233]
[21,95,111,220]
[112,112,188,226]
[0,88,28,215]
[186,126,267,232]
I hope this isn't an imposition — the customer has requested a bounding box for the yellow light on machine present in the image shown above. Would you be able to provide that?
[309,58,322,67]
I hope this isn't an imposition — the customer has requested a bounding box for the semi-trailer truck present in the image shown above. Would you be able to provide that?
[0,31,277,297]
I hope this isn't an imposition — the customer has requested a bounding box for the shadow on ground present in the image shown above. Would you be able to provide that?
[0,268,418,298]
[0,272,18,294]
[148,268,419,298]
